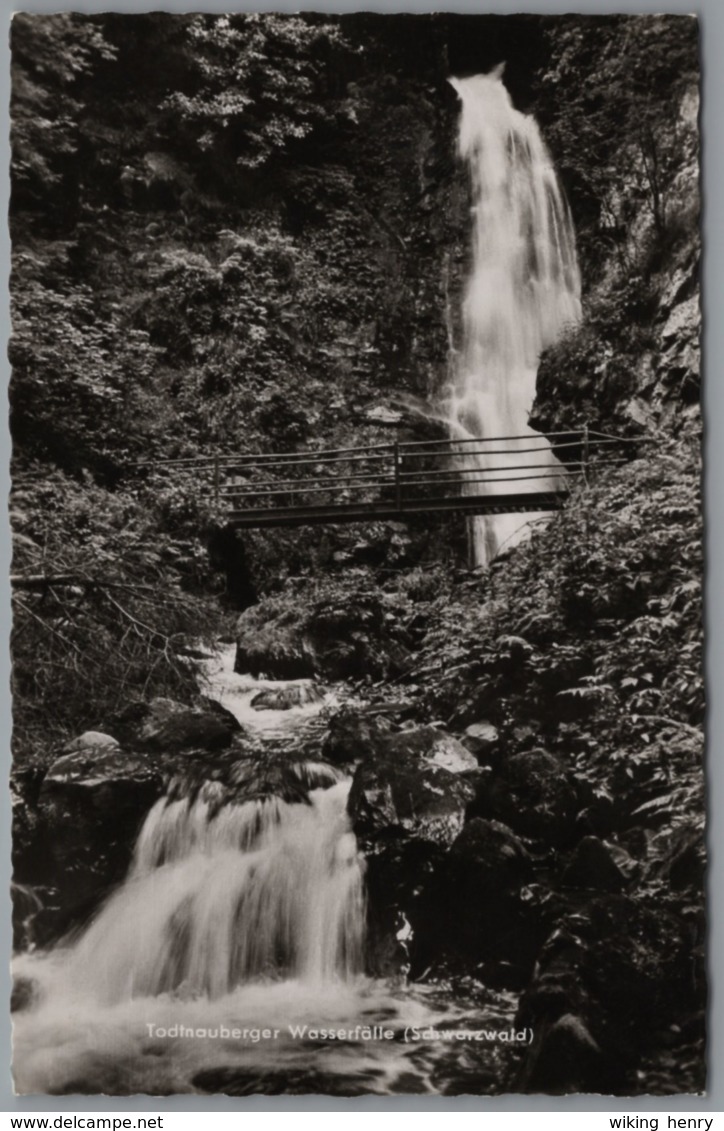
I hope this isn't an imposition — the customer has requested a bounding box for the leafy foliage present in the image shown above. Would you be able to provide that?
[11,473,226,765]
[538,15,699,257]
[160,15,348,173]
[9,242,163,469]
[10,14,116,212]
[417,446,703,840]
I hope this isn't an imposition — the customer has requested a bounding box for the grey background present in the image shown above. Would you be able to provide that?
[1,0,720,1113]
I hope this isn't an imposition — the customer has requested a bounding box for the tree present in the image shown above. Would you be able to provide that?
[10,14,116,217]
[159,14,348,176]
[538,16,699,255]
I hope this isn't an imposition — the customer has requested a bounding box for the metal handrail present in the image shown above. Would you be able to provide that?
[125,427,642,526]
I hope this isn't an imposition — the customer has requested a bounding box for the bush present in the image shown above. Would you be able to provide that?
[10,471,226,766]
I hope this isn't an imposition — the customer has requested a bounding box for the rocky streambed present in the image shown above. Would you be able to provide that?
[11,637,704,1096]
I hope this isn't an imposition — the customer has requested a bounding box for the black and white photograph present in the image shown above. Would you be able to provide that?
[8,11,704,1097]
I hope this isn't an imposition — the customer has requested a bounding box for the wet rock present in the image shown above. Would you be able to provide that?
[250,683,326,711]
[462,721,500,763]
[11,881,46,950]
[62,731,120,754]
[515,895,696,1093]
[348,729,476,851]
[199,697,245,735]
[363,838,447,978]
[349,732,505,981]
[373,725,473,769]
[426,731,478,774]
[107,697,240,753]
[423,819,539,980]
[447,818,532,887]
[228,753,317,806]
[34,746,163,940]
[42,746,161,796]
[561,836,627,892]
[469,748,578,847]
[322,710,392,765]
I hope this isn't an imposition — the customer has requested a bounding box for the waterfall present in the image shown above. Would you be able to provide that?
[40,781,365,1005]
[13,661,519,1096]
[447,68,581,565]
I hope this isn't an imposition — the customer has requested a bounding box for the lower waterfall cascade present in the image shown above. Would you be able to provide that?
[12,646,518,1095]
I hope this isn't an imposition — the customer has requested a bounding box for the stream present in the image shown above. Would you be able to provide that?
[13,647,519,1097]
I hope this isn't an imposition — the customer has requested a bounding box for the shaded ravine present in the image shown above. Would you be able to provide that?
[12,648,519,1097]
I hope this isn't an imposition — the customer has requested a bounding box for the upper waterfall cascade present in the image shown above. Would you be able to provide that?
[446,69,582,564]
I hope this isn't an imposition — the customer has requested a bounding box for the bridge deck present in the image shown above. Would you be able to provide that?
[226,490,565,529]
[129,430,641,529]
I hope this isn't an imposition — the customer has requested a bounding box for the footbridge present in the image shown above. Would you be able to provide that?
[132,429,640,530]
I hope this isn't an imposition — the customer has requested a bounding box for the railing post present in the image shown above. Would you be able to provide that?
[582,423,590,488]
[213,454,220,507]
[394,442,402,513]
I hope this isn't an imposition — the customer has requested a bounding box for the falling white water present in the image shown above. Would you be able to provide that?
[13,652,520,1094]
[447,68,581,565]
[37,781,365,1005]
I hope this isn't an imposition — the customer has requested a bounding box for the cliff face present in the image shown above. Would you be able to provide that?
[530,16,700,437]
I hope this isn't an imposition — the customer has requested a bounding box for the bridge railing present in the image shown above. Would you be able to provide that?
[127,428,642,523]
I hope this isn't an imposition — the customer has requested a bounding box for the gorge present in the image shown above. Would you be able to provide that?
[9,13,703,1098]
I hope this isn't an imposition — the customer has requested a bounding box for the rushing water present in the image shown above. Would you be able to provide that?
[447,69,581,565]
[13,647,517,1096]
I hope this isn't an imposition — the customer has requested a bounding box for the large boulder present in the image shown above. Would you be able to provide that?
[225,751,338,806]
[347,726,479,979]
[363,838,447,978]
[469,748,579,846]
[430,819,539,981]
[373,726,478,773]
[32,744,164,941]
[347,728,477,851]
[514,895,700,1094]
[348,756,474,849]
[106,697,240,754]
[561,836,627,893]
[62,731,120,754]
[321,709,392,766]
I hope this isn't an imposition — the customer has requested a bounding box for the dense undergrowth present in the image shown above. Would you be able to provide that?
[418,447,704,843]
[10,472,226,765]
[9,13,700,767]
